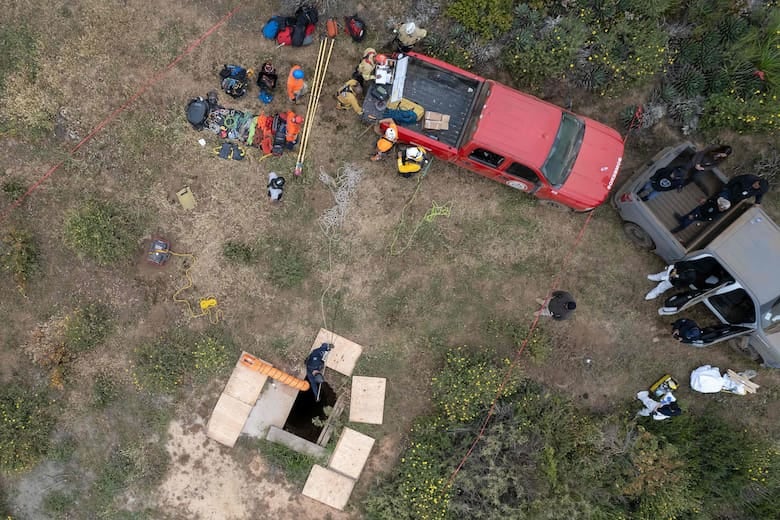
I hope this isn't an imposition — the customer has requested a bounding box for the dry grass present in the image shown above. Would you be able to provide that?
[0,0,779,517]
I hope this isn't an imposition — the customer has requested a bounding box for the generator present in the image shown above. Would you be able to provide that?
[146,237,171,266]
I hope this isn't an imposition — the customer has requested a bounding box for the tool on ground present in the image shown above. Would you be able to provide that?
[176,186,197,210]
[164,249,224,324]
[295,35,335,176]
[649,374,679,398]
[239,352,310,391]
[146,237,172,266]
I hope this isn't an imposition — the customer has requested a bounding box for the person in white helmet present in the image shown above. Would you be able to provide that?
[267,172,285,202]
[397,145,427,178]
[371,118,398,161]
[394,22,427,51]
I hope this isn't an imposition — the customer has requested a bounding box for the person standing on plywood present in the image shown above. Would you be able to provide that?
[306,343,333,401]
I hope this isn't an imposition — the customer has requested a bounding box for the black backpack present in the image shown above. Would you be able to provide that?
[295,5,318,25]
[185,97,210,130]
[345,15,366,42]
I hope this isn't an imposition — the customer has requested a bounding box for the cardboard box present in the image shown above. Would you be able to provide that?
[423,111,450,131]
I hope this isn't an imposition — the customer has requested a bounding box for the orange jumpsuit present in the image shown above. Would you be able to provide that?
[286,112,302,144]
[287,66,305,102]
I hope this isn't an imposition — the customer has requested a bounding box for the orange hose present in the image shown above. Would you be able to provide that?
[240,352,310,391]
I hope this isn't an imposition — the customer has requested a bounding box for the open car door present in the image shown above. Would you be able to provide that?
[658,282,734,315]
[684,324,754,348]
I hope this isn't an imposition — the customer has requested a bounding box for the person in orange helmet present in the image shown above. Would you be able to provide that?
[287,65,306,103]
[285,111,304,149]
[370,118,397,161]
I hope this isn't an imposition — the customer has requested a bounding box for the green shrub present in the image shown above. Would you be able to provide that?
[431,347,519,424]
[94,443,169,500]
[0,228,39,293]
[0,25,37,94]
[65,302,113,352]
[505,13,588,92]
[700,91,780,134]
[43,490,72,516]
[0,384,54,471]
[264,236,310,289]
[223,240,257,265]
[192,335,234,382]
[93,372,121,408]
[48,435,77,462]
[133,328,237,393]
[64,199,143,266]
[1,177,26,200]
[446,0,514,40]
[257,440,322,487]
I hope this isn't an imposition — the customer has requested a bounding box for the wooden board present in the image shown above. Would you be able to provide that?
[328,427,375,480]
[206,393,253,447]
[349,376,386,425]
[310,328,363,376]
[302,464,356,511]
[727,370,759,393]
[223,352,270,405]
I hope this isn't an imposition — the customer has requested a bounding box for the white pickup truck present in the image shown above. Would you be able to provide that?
[613,143,780,367]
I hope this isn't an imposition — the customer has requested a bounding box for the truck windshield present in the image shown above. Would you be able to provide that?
[541,113,585,186]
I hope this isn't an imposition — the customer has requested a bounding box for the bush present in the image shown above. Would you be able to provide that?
[0,384,54,471]
[65,302,113,352]
[1,177,26,200]
[700,91,780,134]
[0,25,37,95]
[223,240,257,265]
[93,372,121,408]
[192,335,234,383]
[0,228,39,293]
[43,490,72,516]
[133,328,237,394]
[257,440,322,487]
[431,347,519,423]
[64,199,143,265]
[446,0,514,40]
[263,236,310,289]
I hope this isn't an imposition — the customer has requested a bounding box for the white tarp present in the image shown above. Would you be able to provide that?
[690,365,745,394]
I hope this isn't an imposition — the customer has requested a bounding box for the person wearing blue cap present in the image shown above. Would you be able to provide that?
[671,318,702,343]
[287,65,306,103]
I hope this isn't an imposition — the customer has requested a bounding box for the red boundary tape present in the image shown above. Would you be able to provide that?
[0,4,243,225]
[444,118,640,492]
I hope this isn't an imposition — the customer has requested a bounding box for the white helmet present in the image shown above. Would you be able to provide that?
[405,22,417,36]
[406,146,423,161]
[384,126,397,141]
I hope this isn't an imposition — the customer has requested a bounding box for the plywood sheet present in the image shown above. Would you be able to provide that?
[206,393,253,447]
[302,465,356,511]
[349,376,386,425]
[223,352,270,405]
[328,427,375,480]
[310,328,363,376]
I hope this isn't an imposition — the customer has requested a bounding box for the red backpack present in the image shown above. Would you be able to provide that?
[345,15,366,42]
[276,26,293,46]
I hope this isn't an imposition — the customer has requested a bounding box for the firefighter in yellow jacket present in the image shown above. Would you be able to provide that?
[397,146,428,178]
[336,79,363,115]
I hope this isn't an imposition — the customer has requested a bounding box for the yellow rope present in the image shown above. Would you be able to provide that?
[168,251,224,324]
[387,159,450,256]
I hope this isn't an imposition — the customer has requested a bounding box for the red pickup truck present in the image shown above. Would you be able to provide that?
[385,53,625,211]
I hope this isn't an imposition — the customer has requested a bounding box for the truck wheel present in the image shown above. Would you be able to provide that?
[728,338,763,363]
[623,222,655,250]
[539,200,572,212]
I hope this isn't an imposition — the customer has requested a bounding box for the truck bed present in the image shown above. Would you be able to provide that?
[399,56,481,148]
[640,150,724,246]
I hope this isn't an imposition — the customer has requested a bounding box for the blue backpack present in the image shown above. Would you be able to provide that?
[262,17,285,39]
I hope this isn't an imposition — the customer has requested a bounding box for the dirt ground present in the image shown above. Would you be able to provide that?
[2,1,779,519]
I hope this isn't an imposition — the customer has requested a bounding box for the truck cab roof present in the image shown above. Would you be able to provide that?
[469,82,624,208]
[704,206,780,308]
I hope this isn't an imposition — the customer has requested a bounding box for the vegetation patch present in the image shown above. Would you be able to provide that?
[0,228,40,294]
[259,235,310,289]
[223,240,258,265]
[0,384,54,472]
[256,439,322,487]
[364,354,780,519]
[133,327,237,394]
[64,302,114,353]
[64,199,144,266]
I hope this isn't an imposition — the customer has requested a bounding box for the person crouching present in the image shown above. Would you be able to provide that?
[397,146,428,178]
